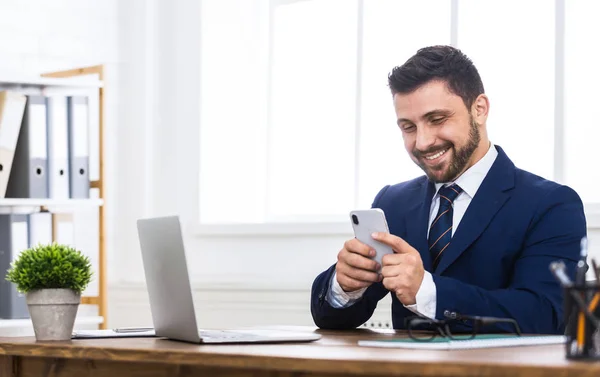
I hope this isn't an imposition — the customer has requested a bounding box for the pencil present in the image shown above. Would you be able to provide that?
[582,259,600,354]
[588,293,600,312]
[589,259,600,313]
[575,239,589,352]
[577,311,585,352]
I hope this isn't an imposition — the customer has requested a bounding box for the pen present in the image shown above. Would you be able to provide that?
[549,261,600,327]
[113,327,154,333]
[552,257,586,353]
[576,237,588,286]
[589,259,600,339]
[549,261,573,287]
[576,238,589,354]
[577,238,587,353]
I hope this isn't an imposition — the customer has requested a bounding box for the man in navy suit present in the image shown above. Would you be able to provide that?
[310,45,586,335]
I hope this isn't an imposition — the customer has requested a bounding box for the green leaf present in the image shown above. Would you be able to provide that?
[5,243,93,294]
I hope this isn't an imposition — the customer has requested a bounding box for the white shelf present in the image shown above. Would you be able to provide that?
[0,315,104,329]
[0,198,104,214]
[0,198,104,206]
[0,76,103,88]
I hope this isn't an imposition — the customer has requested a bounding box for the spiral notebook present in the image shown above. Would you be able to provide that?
[358,334,566,350]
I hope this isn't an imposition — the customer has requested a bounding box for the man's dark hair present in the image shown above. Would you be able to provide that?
[388,45,484,110]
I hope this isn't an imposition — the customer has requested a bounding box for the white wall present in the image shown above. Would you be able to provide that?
[109,0,600,331]
[0,0,359,332]
[0,0,119,317]
[3,0,598,332]
[0,1,118,74]
[110,0,377,329]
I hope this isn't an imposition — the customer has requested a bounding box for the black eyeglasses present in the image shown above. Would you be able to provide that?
[405,312,522,341]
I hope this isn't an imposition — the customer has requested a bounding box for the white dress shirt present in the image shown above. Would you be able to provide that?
[327,143,498,318]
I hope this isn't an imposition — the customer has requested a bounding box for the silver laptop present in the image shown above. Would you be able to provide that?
[136,215,321,344]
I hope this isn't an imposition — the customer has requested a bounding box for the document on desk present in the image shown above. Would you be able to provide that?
[72,328,156,339]
[358,334,566,350]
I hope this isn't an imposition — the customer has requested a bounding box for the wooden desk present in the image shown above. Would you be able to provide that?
[0,326,598,377]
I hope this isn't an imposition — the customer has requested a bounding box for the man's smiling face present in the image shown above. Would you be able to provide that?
[394,79,487,183]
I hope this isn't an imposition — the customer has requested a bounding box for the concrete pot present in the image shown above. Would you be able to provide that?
[26,289,80,341]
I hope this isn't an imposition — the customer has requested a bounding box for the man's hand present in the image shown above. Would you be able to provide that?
[372,232,425,306]
[336,238,383,292]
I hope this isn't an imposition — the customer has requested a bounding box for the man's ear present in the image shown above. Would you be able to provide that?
[472,93,489,124]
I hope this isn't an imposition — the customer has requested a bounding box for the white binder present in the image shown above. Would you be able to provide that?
[47,96,70,199]
[67,96,90,198]
[53,213,74,247]
[28,212,53,248]
[0,91,27,198]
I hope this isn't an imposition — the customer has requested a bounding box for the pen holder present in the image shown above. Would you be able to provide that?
[564,282,600,360]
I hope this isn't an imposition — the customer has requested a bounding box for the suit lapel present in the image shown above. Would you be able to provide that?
[405,178,436,272]
[434,146,515,275]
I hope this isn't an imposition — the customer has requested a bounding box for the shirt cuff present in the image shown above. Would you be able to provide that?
[403,271,437,319]
[325,271,368,308]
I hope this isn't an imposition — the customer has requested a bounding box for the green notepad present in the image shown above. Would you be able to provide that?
[358,334,566,350]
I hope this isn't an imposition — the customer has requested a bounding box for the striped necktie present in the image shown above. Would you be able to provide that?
[429,184,463,270]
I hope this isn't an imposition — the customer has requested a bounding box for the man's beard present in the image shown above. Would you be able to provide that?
[413,116,481,183]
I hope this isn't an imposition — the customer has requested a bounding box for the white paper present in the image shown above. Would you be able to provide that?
[72,329,156,339]
[358,335,567,350]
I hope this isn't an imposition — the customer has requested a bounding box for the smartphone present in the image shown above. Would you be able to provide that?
[349,209,394,270]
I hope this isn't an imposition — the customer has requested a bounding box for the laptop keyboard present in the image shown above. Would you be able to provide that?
[199,330,260,341]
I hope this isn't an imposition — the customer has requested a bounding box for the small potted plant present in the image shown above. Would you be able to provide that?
[5,243,92,341]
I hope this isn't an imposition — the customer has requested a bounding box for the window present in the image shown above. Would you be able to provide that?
[565,0,600,203]
[268,0,357,221]
[457,0,555,181]
[199,0,269,224]
[358,0,451,208]
[198,0,598,226]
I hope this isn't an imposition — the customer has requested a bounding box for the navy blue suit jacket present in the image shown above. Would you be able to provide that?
[310,145,586,334]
